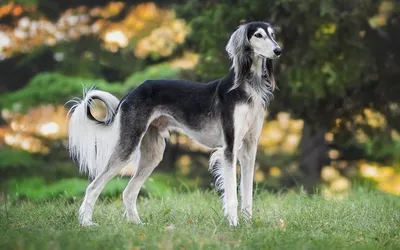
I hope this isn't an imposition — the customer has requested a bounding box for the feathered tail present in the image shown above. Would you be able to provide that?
[67,89,121,179]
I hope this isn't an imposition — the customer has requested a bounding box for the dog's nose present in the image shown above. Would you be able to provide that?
[273,48,282,56]
[274,48,282,56]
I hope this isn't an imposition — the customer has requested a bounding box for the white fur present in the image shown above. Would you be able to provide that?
[250,28,279,59]
[210,102,264,226]
[239,106,265,221]
[225,24,249,60]
[267,27,274,37]
[68,90,121,179]
[251,56,264,76]
[222,153,238,226]
[69,22,279,227]
[227,104,257,225]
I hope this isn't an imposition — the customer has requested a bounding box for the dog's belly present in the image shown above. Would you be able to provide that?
[152,116,223,148]
[180,123,223,148]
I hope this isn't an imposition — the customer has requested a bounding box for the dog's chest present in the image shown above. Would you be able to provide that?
[234,103,264,140]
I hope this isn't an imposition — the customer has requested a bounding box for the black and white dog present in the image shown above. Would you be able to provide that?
[68,21,282,226]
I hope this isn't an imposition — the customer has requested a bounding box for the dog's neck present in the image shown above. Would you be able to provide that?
[251,56,264,77]
[245,56,274,108]
[229,54,274,107]
[251,56,269,79]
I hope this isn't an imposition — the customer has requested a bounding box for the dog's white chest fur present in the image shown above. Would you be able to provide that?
[234,102,264,147]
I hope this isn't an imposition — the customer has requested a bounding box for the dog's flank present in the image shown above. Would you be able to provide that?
[67,21,281,227]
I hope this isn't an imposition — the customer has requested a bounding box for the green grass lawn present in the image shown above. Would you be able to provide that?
[1,187,399,250]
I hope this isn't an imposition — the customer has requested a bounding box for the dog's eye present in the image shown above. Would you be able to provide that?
[254,33,262,38]
[271,32,275,39]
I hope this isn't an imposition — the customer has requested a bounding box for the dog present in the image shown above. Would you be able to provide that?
[68,21,282,226]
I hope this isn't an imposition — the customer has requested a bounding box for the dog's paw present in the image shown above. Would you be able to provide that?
[229,221,239,227]
[228,216,239,227]
[124,211,142,225]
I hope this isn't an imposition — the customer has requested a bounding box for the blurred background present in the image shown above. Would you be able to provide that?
[0,0,399,202]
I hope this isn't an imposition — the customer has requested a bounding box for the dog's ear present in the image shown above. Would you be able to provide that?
[266,59,277,91]
[226,25,248,59]
[226,24,252,89]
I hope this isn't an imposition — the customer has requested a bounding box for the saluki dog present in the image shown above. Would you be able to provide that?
[68,21,282,226]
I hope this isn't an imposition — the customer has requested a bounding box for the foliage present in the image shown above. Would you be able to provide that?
[0,2,189,61]
[0,0,399,195]
[5,177,89,200]
[0,73,119,111]
[177,0,400,166]
[122,63,180,93]
[1,189,399,249]
[179,0,398,123]
[0,148,41,169]
[0,63,180,112]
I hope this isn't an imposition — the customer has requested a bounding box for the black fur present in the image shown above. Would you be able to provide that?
[70,21,282,227]
[94,22,278,165]
[246,22,272,40]
[116,69,250,161]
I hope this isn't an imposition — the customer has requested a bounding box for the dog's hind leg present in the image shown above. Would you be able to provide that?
[79,110,149,226]
[79,152,129,226]
[122,126,166,224]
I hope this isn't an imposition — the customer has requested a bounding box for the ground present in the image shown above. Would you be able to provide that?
[1,187,399,250]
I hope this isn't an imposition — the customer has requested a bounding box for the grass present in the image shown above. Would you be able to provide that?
[0,187,399,250]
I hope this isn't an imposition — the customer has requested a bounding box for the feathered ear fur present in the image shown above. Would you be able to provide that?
[266,59,277,91]
[225,24,252,90]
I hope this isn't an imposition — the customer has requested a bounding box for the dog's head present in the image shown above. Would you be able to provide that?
[248,22,282,59]
[226,22,282,61]
[226,22,281,90]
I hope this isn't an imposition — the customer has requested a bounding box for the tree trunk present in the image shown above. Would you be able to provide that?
[298,123,329,193]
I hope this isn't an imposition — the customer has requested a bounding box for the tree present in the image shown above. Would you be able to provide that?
[0,1,193,183]
[177,0,400,191]
[1,0,399,193]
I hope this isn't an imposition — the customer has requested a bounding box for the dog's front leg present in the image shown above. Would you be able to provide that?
[238,110,264,222]
[222,148,238,226]
[238,138,258,222]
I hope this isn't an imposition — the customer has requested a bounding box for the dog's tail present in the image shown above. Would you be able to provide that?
[67,89,121,179]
